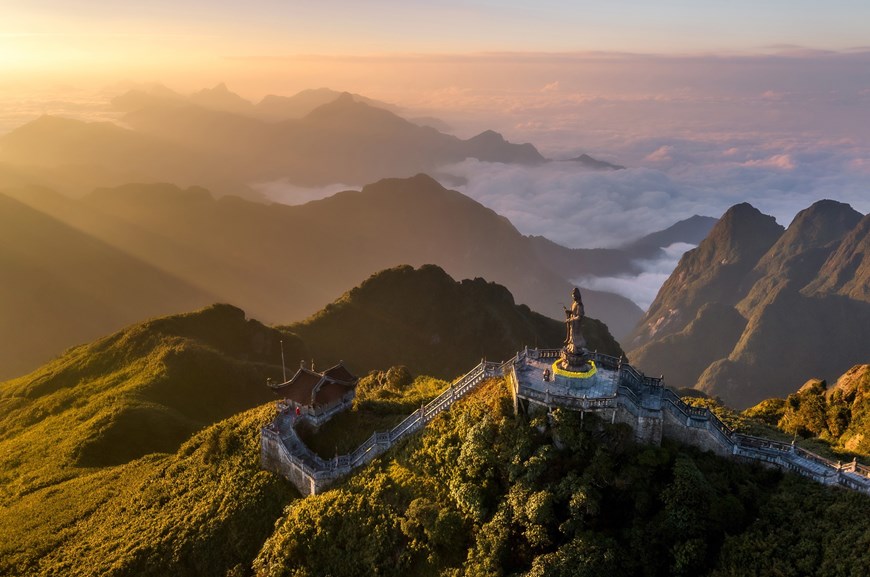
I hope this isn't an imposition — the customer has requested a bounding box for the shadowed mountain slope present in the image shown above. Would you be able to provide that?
[736,200,863,319]
[286,264,623,378]
[627,200,869,408]
[804,212,870,303]
[0,175,642,378]
[0,189,215,378]
[628,203,784,351]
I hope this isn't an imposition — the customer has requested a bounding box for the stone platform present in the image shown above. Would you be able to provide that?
[516,355,620,399]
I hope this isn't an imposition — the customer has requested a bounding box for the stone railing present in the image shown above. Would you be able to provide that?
[660,388,734,447]
[264,350,870,497]
[658,392,870,494]
[511,348,870,496]
[278,391,356,428]
[262,359,503,495]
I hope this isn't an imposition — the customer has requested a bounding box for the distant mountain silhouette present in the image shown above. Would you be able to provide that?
[0,188,215,378]
[627,200,869,408]
[110,85,186,112]
[0,115,177,169]
[561,153,625,170]
[622,214,718,254]
[255,87,400,120]
[0,114,249,197]
[189,82,258,116]
[462,130,544,164]
[112,83,400,120]
[2,96,546,189]
[0,175,643,378]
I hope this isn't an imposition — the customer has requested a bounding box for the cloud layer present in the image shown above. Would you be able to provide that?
[576,243,695,310]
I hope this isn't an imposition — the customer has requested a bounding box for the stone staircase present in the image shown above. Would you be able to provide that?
[261,360,504,495]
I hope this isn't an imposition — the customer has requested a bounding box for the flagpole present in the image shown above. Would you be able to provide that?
[280,339,287,382]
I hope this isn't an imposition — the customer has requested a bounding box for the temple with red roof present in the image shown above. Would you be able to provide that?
[268,360,358,414]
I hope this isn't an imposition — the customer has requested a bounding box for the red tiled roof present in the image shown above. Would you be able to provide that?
[270,368,322,404]
[322,363,358,384]
[269,363,357,406]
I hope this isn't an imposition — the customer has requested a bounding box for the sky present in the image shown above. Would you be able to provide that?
[4,1,870,86]
[3,1,869,309]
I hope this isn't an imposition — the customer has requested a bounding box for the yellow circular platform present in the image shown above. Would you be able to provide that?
[552,359,597,379]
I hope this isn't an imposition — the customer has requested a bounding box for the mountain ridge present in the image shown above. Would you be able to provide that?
[629,199,869,407]
[0,174,647,379]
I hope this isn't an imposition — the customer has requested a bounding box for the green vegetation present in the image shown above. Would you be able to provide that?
[256,378,870,577]
[682,379,870,465]
[3,356,869,576]
[2,300,868,576]
[745,365,870,459]
[298,367,448,457]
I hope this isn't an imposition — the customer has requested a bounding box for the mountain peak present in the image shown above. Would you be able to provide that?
[290,264,622,378]
[736,198,863,317]
[707,203,784,262]
[751,199,861,273]
[629,203,783,347]
[787,199,861,237]
[468,129,505,143]
[566,153,626,170]
[189,83,254,114]
[463,130,545,164]
[803,212,870,302]
[360,173,448,197]
[302,93,402,128]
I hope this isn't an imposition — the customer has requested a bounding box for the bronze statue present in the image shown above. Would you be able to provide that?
[564,287,586,353]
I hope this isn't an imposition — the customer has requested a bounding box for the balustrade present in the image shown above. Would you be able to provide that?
[263,352,870,496]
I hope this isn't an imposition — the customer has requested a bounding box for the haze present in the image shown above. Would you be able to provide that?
[2,0,869,346]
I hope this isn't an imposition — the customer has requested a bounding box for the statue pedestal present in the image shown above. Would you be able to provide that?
[559,348,592,372]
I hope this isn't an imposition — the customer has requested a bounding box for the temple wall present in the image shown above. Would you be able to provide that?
[261,432,317,496]
[661,409,733,457]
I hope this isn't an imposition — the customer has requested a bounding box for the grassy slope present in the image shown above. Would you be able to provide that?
[0,405,296,577]
[0,304,303,503]
[298,371,448,457]
[2,298,867,576]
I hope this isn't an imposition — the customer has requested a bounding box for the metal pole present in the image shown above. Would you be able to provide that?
[280,339,287,381]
